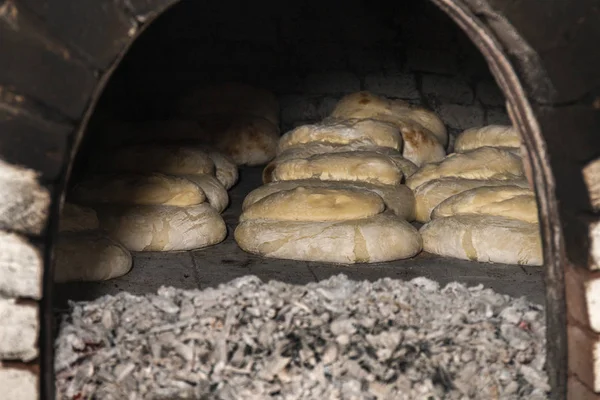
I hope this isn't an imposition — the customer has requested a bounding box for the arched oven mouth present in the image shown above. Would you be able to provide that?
[0,1,598,399]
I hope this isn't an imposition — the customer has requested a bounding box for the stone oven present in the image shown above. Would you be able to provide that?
[0,0,599,399]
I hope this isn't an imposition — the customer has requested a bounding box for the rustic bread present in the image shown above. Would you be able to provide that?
[243,180,416,221]
[264,143,418,183]
[183,174,229,213]
[269,151,404,186]
[277,119,402,153]
[58,203,99,233]
[176,82,280,126]
[96,203,226,252]
[235,211,421,264]
[431,185,538,223]
[454,125,521,153]
[413,177,530,222]
[70,173,207,207]
[240,187,385,222]
[54,232,133,282]
[420,214,543,266]
[406,147,524,190]
[197,114,280,166]
[203,148,238,190]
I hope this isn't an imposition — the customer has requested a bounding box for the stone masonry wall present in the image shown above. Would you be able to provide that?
[98,0,511,148]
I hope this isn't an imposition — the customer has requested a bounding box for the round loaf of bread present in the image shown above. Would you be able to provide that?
[197,115,280,166]
[243,180,416,221]
[413,177,531,222]
[70,173,207,207]
[54,232,133,282]
[395,106,448,147]
[406,147,524,190]
[96,203,227,252]
[277,119,402,153]
[176,82,280,126]
[454,125,521,153]
[399,123,446,167]
[183,174,229,213]
[420,215,543,266]
[331,91,409,118]
[97,144,215,177]
[240,187,385,222]
[264,143,418,183]
[270,152,404,186]
[203,149,238,189]
[431,185,538,223]
[59,203,99,233]
[235,212,422,264]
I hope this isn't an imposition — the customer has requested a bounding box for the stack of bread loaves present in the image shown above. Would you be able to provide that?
[409,125,543,266]
[235,91,447,264]
[174,82,281,166]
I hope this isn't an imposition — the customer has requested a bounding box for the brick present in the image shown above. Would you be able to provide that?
[0,367,38,400]
[407,48,458,75]
[437,104,484,130]
[317,97,340,119]
[0,232,43,299]
[0,299,38,362]
[591,221,600,271]
[346,47,400,73]
[567,323,600,392]
[477,80,505,107]
[294,42,349,71]
[421,75,473,104]
[304,72,360,94]
[583,158,600,212]
[365,73,419,99]
[486,108,512,125]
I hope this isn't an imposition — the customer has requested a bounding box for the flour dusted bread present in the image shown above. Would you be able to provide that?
[240,187,385,222]
[183,174,229,213]
[235,212,421,264]
[177,82,280,126]
[96,144,215,177]
[203,148,238,189]
[431,185,538,223]
[264,143,418,183]
[277,119,402,153]
[454,125,521,153]
[58,203,99,233]
[414,177,530,222]
[420,215,542,266]
[197,114,280,166]
[330,91,448,150]
[70,173,207,207]
[243,180,416,221]
[96,203,226,252]
[54,232,133,282]
[270,151,404,186]
[399,123,446,167]
[406,147,524,190]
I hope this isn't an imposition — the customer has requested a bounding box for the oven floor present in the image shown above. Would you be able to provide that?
[54,167,546,309]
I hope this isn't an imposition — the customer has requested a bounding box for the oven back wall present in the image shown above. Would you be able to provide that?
[96,0,511,144]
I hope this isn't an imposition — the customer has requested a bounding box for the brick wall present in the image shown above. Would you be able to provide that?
[98,0,511,145]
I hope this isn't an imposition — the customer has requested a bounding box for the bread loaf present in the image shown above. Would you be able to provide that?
[277,119,402,153]
[413,177,530,222]
[454,125,521,153]
[240,187,385,222]
[96,203,227,252]
[270,152,404,186]
[243,180,416,221]
[54,232,133,282]
[70,173,207,207]
[235,212,422,264]
[406,147,524,190]
[183,174,229,213]
[58,203,99,233]
[431,185,538,223]
[420,215,543,266]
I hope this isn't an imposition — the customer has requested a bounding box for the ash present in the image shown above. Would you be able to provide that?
[55,274,549,400]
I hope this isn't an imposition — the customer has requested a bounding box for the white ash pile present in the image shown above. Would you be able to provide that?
[55,275,549,400]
